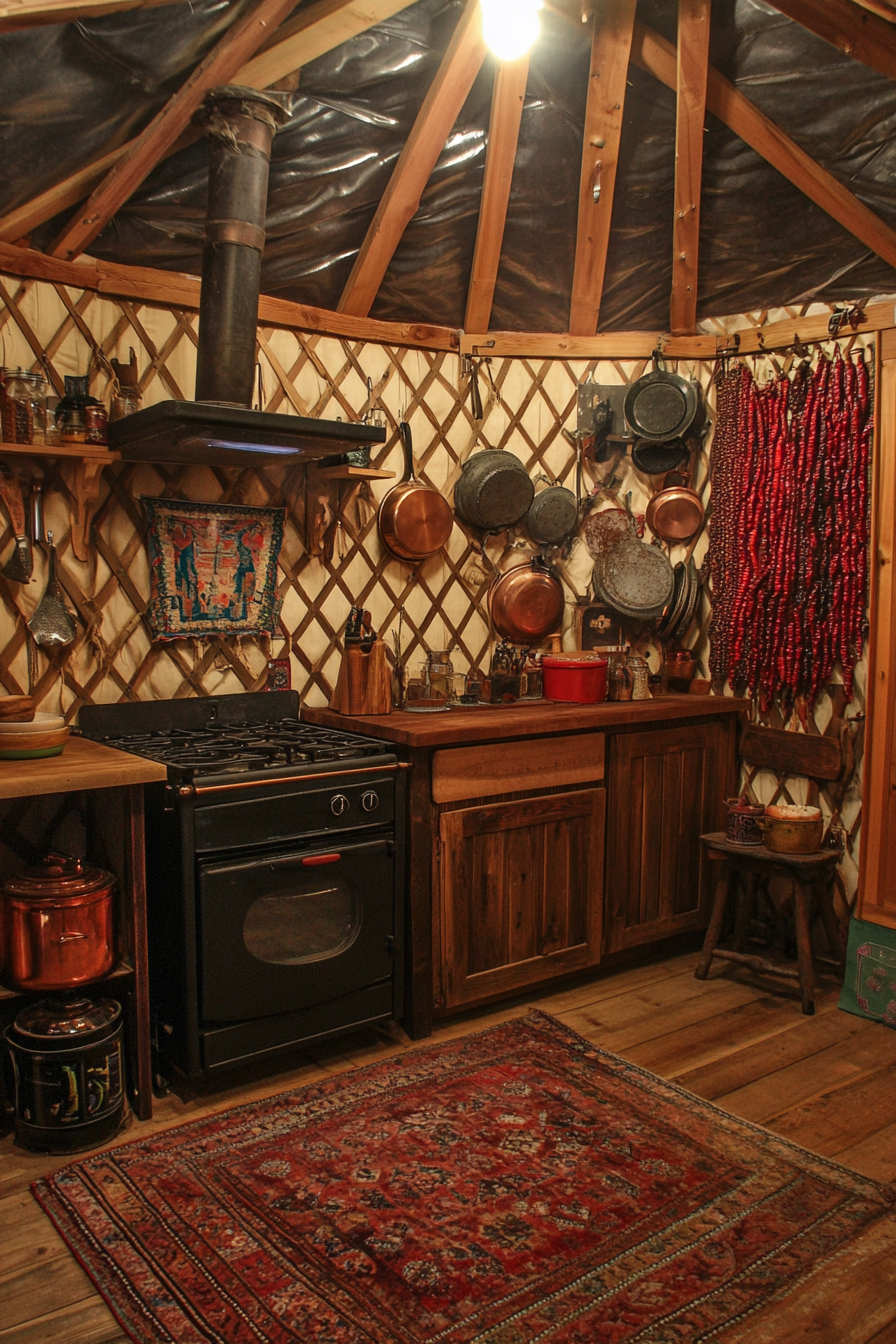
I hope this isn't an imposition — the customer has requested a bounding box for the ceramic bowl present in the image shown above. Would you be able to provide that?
[0,712,66,734]
[0,726,70,759]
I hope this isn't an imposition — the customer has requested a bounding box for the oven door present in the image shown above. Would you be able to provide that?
[197,837,396,1022]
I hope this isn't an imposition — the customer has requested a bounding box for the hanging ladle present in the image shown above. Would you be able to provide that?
[28,531,76,648]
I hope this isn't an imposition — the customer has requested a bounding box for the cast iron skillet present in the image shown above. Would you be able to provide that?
[631,437,689,476]
[624,354,700,442]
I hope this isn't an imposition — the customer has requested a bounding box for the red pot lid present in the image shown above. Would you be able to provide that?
[3,852,114,900]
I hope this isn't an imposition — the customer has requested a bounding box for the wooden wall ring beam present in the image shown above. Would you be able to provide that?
[338,0,489,319]
[568,0,638,338]
[632,20,896,274]
[0,0,174,33]
[49,0,301,262]
[464,54,530,335]
[670,0,711,337]
[767,0,896,83]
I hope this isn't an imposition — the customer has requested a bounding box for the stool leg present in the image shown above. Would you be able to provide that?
[792,880,816,1015]
[817,871,847,971]
[733,871,757,953]
[696,866,731,981]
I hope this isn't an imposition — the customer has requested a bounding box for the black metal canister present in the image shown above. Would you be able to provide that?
[4,995,124,1152]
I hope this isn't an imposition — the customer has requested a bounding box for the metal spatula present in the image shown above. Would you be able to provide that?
[0,473,32,582]
[28,532,75,647]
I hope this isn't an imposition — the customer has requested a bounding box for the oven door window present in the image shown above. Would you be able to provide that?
[197,838,395,1022]
[243,879,360,964]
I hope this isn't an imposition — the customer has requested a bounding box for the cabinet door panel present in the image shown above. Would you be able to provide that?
[605,721,729,953]
[439,788,605,1008]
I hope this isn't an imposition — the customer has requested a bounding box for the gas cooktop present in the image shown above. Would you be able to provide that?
[79,691,393,784]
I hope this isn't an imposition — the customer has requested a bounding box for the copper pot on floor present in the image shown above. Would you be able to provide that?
[2,853,116,992]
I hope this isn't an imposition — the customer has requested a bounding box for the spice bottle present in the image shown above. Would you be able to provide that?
[627,654,651,700]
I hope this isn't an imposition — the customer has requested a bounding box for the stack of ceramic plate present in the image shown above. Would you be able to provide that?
[0,712,69,759]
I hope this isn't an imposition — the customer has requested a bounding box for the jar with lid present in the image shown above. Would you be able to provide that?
[424,650,454,701]
[2,368,47,445]
[56,374,99,442]
[627,654,651,700]
[607,649,633,701]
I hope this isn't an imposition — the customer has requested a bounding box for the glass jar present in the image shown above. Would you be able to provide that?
[627,654,651,701]
[110,383,142,421]
[521,652,544,699]
[2,369,47,445]
[424,650,454,701]
[607,651,633,702]
[85,404,108,445]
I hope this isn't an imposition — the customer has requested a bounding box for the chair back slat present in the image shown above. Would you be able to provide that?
[740,724,843,782]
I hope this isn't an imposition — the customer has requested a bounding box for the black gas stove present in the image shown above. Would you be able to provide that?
[79,692,405,1081]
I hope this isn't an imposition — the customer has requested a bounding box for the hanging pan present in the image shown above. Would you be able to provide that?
[489,556,565,644]
[454,449,534,532]
[645,472,705,543]
[623,353,701,442]
[631,436,689,476]
[526,477,578,546]
[378,422,453,563]
[594,535,674,623]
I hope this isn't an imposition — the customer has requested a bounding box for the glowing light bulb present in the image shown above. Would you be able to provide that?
[480,0,543,62]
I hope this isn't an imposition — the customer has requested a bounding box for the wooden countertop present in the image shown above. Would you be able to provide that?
[0,734,168,800]
[303,693,748,748]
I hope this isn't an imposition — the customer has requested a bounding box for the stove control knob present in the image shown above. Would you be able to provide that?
[330,794,351,816]
[361,791,380,813]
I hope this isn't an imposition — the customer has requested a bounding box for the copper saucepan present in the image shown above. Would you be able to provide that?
[378,421,453,562]
[645,471,705,543]
[489,557,565,644]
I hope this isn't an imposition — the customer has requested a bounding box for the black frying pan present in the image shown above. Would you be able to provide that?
[624,355,700,442]
[631,437,689,475]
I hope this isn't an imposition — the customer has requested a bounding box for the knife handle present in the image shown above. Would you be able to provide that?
[0,475,26,535]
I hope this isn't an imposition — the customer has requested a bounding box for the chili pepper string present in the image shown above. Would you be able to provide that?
[710,344,872,711]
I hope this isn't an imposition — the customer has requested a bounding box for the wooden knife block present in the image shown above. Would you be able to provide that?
[330,640,392,716]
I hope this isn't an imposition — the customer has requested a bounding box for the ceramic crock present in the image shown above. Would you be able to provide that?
[1,853,116,991]
[725,797,765,846]
[4,994,125,1152]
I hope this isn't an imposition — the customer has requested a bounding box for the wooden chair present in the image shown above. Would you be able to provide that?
[695,724,848,1015]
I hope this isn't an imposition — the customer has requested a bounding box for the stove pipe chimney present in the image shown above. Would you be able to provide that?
[194,85,290,408]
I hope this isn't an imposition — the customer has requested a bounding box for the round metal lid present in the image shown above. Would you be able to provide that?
[11,994,121,1042]
[3,852,114,901]
[599,538,674,618]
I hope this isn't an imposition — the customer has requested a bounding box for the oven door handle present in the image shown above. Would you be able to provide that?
[299,853,342,866]
[189,760,410,797]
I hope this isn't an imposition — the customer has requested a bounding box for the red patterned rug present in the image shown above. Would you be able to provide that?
[33,1012,894,1343]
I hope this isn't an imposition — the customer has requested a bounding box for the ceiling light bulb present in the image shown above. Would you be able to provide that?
[480,0,543,62]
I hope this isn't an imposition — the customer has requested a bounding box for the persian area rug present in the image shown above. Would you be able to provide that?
[33,1012,894,1344]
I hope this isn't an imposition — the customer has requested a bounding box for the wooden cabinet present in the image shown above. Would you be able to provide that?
[437,787,605,1009]
[603,718,734,953]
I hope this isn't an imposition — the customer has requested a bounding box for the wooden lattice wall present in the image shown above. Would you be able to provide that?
[0,274,871,901]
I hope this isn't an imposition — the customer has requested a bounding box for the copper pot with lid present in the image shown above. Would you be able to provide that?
[1,852,116,992]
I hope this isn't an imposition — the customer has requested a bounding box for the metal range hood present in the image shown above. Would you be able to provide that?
[109,86,385,468]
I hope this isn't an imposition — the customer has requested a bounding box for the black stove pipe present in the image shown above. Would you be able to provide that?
[194,85,290,408]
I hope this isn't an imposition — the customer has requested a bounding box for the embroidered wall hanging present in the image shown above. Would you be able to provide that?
[143,497,285,641]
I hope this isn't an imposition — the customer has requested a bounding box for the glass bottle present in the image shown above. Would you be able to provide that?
[627,654,651,701]
[608,652,633,702]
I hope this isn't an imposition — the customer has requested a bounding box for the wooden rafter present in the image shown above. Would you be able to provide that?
[671,0,711,336]
[235,0,418,91]
[850,0,896,23]
[464,54,530,334]
[0,143,126,245]
[632,21,896,273]
[49,0,301,263]
[769,0,896,81]
[0,0,171,32]
[568,0,637,338]
[338,0,489,319]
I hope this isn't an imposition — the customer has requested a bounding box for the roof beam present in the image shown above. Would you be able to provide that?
[48,0,301,262]
[235,0,419,91]
[671,0,711,336]
[0,0,172,33]
[568,0,637,337]
[338,0,488,319]
[632,20,896,273]
[464,54,529,334]
[768,0,896,81]
[849,0,896,26]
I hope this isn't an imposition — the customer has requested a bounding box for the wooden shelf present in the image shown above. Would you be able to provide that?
[317,466,396,480]
[0,439,120,463]
[0,958,135,1001]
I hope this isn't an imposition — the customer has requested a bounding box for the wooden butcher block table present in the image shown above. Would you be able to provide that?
[304,696,746,1038]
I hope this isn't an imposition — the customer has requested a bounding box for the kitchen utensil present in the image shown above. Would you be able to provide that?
[1,852,117,992]
[526,478,578,545]
[762,805,824,854]
[0,726,69,757]
[623,354,701,442]
[454,449,534,532]
[0,693,35,722]
[657,561,687,638]
[670,558,699,641]
[594,536,675,621]
[4,993,125,1152]
[0,471,32,581]
[631,437,690,476]
[725,796,765,845]
[489,557,564,644]
[28,531,76,648]
[29,478,44,544]
[646,471,705,543]
[542,653,608,704]
[377,422,453,563]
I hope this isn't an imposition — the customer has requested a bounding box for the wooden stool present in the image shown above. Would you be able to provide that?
[695,833,846,1015]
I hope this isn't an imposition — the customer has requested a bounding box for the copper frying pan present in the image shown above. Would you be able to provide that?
[378,422,453,562]
[489,558,564,644]
[645,471,704,543]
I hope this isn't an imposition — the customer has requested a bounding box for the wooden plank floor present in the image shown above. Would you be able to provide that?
[2,949,896,1343]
